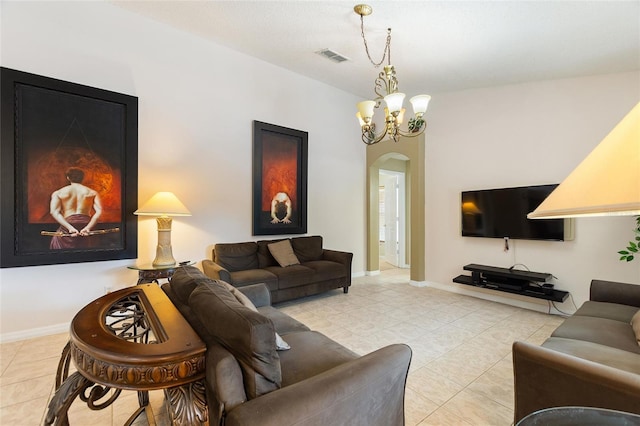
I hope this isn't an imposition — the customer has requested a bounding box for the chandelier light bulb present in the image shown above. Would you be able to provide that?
[384,92,405,114]
[410,95,431,116]
[357,100,376,121]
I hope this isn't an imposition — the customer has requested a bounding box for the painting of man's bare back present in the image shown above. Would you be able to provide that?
[1,67,138,267]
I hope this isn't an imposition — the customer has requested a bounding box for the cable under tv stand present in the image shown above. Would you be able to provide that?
[453,263,569,303]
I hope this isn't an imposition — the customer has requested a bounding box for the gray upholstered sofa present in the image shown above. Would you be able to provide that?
[513,279,640,423]
[163,266,412,426]
[202,235,352,303]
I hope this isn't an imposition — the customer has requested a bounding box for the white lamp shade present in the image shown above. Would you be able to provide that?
[528,102,640,219]
[384,92,406,114]
[356,112,366,127]
[410,95,431,115]
[135,192,192,217]
[357,100,376,120]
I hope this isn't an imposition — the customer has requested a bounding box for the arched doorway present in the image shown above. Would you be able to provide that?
[366,133,426,285]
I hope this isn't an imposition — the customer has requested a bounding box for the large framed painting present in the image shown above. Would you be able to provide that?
[0,67,138,267]
[252,121,308,236]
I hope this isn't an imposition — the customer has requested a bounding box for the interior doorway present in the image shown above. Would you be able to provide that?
[366,133,425,285]
[379,169,406,268]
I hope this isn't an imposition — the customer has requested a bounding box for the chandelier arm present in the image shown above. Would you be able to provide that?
[397,125,427,139]
[361,125,389,145]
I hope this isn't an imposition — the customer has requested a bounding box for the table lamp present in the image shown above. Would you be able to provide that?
[134,192,191,266]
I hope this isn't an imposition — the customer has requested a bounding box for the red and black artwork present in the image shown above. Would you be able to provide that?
[1,67,138,267]
[253,121,307,235]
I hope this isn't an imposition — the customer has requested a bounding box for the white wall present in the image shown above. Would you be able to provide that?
[425,72,640,311]
[0,1,365,340]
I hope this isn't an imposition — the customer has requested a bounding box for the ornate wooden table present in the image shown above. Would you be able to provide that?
[45,284,207,425]
[127,261,195,284]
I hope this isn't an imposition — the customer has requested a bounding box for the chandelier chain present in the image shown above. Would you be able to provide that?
[360,15,391,68]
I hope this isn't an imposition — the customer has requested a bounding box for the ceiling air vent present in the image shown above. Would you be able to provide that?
[316,49,349,63]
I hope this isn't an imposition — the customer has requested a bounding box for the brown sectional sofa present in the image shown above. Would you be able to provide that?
[202,235,352,303]
[513,279,640,422]
[163,266,412,426]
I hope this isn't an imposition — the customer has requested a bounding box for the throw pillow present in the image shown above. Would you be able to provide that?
[268,240,300,268]
[217,281,290,351]
[632,310,640,346]
[189,283,282,399]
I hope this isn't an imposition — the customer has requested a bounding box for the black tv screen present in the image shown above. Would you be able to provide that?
[461,184,566,241]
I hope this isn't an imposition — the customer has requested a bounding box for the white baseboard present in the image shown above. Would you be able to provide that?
[352,271,366,278]
[0,322,69,344]
[365,270,381,276]
[409,280,427,287]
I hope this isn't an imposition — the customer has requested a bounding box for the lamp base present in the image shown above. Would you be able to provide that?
[152,217,176,267]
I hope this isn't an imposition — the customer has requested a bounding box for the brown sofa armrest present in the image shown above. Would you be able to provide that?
[238,283,271,308]
[590,279,640,307]
[322,249,353,283]
[226,344,411,426]
[202,259,232,283]
[512,341,640,423]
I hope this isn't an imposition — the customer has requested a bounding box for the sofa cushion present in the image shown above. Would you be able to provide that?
[268,239,300,267]
[551,315,640,354]
[168,265,209,305]
[291,235,324,263]
[162,282,213,343]
[542,337,640,374]
[266,264,315,290]
[632,310,640,346]
[277,330,359,386]
[189,282,282,399]
[214,242,259,272]
[574,301,639,323]
[217,280,290,351]
[257,239,283,268]
[302,260,347,282]
[229,269,278,291]
[257,305,311,335]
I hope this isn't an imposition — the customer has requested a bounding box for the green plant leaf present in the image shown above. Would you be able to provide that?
[627,255,634,262]
[618,250,629,255]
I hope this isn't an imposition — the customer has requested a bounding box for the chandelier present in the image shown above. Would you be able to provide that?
[354,4,431,145]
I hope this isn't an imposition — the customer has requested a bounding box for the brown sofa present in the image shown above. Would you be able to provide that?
[513,279,640,423]
[162,266,412,426]
[202,235,352,303]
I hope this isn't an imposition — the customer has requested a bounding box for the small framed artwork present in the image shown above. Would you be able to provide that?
[252,121,308,235]
[0,67,138,267]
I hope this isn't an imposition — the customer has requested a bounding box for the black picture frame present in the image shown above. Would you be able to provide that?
[252,121,308,236]
[1,67,138,267]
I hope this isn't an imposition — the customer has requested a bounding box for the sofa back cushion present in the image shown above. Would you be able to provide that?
[291,235,324,263]
[169,265,210,305]
[257,239,283,268]
[189,282,282,399]
[214,242,259,272]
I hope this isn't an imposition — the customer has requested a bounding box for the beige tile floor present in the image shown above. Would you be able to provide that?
[0,267,563,425]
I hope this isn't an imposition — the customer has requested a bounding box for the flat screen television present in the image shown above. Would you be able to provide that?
[461,184,571,241]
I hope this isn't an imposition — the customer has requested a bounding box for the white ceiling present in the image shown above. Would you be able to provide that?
[112,1,640,99]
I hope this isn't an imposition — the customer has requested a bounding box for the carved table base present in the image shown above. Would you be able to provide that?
[45,285,208,425]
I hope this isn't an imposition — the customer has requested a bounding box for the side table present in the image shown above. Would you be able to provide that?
[128,261,194,284]
[45,284,207,426]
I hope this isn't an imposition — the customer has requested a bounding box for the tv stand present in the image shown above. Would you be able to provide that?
[453,264,569,302]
